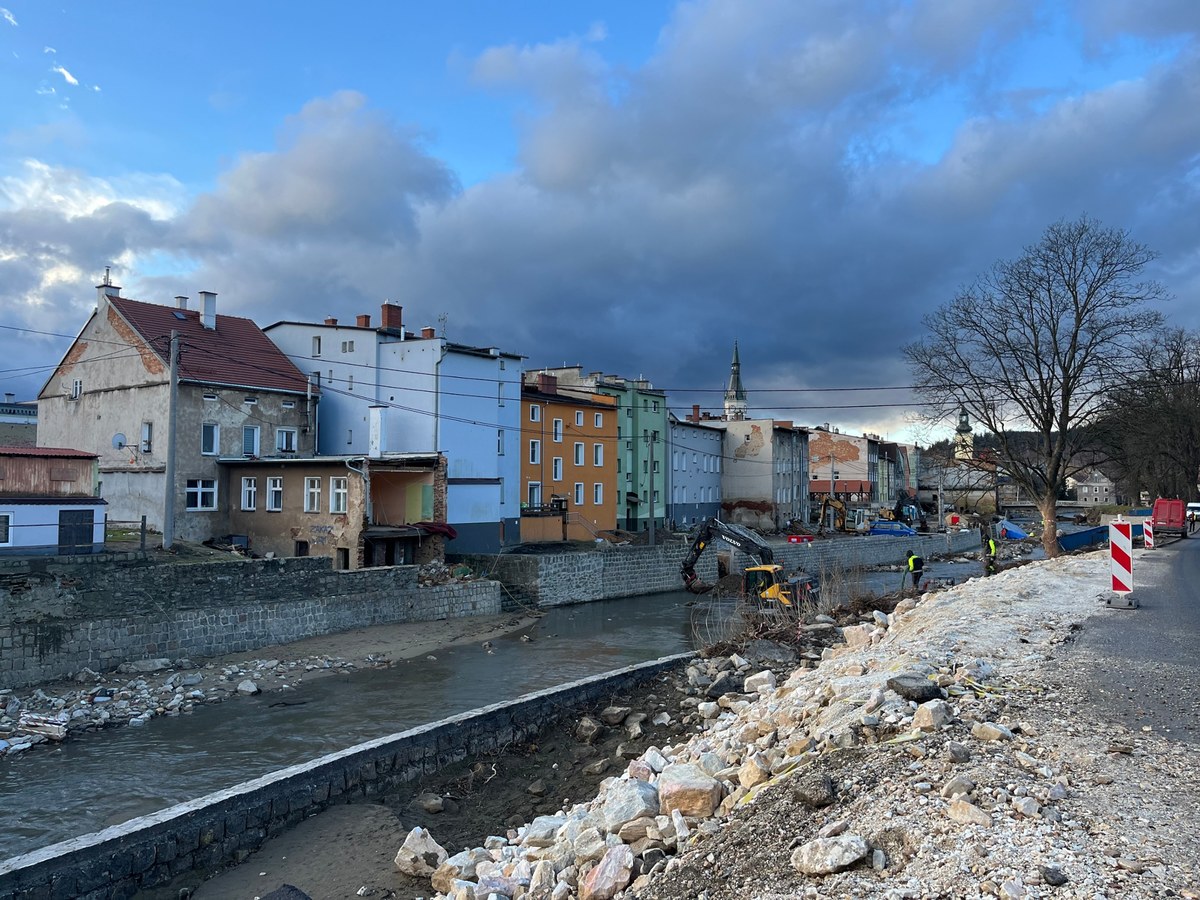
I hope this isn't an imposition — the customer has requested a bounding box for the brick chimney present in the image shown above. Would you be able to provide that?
[380,302,403,332]
[356,314,371,328]
[420,326,436,339]
[199,290,217,330]
[690,404,700,423]
[324,316,338,326]
[538,373,558,394]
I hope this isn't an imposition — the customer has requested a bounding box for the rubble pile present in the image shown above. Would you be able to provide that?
[398,555,1198,899]
[0,654,356,757]
[419,560,478,586]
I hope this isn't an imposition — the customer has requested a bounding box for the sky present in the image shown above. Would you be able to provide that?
[1,0,1198,444]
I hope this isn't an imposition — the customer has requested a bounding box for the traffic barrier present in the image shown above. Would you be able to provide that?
[1144,520,1155,549]
[1107,521,1137,609]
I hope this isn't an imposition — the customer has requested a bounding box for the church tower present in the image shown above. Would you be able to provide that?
[953,406,974,460]
[724,341,748,421]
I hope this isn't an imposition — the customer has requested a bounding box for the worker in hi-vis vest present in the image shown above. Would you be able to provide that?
[986,535,998,576]
[906,550,924,589]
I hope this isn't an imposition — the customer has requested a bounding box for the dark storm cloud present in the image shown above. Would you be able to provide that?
[4,1,1197,438]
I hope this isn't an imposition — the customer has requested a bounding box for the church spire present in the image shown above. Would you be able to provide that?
[724,341,747,421]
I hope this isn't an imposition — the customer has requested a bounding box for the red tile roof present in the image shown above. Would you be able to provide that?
[110,297,315,395]
[0,446,97,458]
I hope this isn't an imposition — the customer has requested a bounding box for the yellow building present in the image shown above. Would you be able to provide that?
[520,373,618,541]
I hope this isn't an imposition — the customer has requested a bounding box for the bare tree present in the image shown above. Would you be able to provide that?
[906,216,1166,557]
[1098,328,1200,500]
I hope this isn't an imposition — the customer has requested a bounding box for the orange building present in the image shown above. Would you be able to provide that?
[520,373,618,541]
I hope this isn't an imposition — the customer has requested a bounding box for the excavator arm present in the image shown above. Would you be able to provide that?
[680,518,775,592]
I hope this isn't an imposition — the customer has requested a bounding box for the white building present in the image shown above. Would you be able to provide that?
[265,303,524,552]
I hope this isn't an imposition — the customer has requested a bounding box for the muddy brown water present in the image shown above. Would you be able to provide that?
[0,591,702,860]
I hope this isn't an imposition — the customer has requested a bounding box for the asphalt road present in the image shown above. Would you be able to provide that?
[1063,536,1200,743]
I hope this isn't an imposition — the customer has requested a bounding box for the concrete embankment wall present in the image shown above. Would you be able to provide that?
[455,529,983,608]
[0,653,691,900]
[0,555,500,690]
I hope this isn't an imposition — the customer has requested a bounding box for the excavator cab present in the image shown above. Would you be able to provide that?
[744,565,793,607]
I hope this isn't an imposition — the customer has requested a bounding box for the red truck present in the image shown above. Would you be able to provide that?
[1151,498,1188,539]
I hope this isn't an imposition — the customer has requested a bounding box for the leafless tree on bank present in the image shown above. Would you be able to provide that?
[905,216,1166,558]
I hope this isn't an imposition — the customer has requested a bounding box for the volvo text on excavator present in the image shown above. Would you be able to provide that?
[680,517,817,607]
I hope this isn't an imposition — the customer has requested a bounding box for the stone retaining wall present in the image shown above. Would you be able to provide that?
[0,556,500,690]
[0,653,692,900]
[455,529,983,608]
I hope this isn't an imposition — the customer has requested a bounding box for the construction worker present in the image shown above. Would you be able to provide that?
[906,550,924,590]
[985,535,998,576]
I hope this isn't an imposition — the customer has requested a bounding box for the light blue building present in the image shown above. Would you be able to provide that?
[667,413,723,528]
[265,303,524,552]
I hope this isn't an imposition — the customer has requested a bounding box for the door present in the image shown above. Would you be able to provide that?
[58,509,94,555]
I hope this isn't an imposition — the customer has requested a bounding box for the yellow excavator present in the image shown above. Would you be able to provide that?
[680,517,817,607]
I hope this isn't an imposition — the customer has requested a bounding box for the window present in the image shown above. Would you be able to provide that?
[201,423,219,456]
[529,439,541,465]
[140,422,153,453]
[242,426,260,457]
[528,482,542,506]
[347,372,354,391]
[244,396,258,405]
[552,418,563,442]
[304,477,321,512]
[341,340,355,353]
[653,490,660,503]
[574,442,585,466]
[497,429,505,455]
[594,413,602,428]
[347,429,353,445]
[336,548,350,570]
[312,336,322,357]
[593,443,604,466]
[0,512,11,545]
[241,477,257,511]
[69,379,83,400]
[330,477,348,514]
[653,400,660,412]
[653,460,660,473]
[552,457,563,481]
[530,405,541,423]
[185,479,217,511]
[574,483,584,506]
[575,411,584,427]
[267,477,284,511]
[593,483,603,505]
[276,428,297,453]
[282,400,295,409]
[203,393,217,402]
[498,383,505,406]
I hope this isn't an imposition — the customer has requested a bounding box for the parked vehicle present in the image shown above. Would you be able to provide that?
[868,520,917,536]
[1150,498,1188,539]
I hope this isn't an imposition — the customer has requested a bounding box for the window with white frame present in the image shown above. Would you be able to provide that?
[528,482,542,506]
[312,336,322,357]
[330,477,348,514]
[593,483,603,505]
[242,425,260,457]
[347,372,354,391]
[185,479,217,511]
[552,418,563,442]
[552,457,563,481]
[594,412,602,428]
[276,428,297,453]
[201,422,219,455]
[304,477,321,512]
[573,442,584,466]
[140,421,153,453]
[69,378,82,400]
[529,404,541,422]
[594,443,603,466]
[575,411,584,427]
[574,483,584,506]
[529,439,541,465]
[0,512,11,545]
[341,340,355,353]
[241,477,257,510]
[497,429,505,455]
[282,400,295,409]
[267,477,284,511]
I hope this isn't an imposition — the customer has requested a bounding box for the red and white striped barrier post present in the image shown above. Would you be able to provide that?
[1143,519,1155,549]
[1107,519,1137,608]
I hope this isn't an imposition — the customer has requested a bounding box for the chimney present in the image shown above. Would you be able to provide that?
[691,404,700,423]
[3,393,13,404]
[380,302,403,332]
[420,326,436,339]
[356,314,371,328]
[95,266,121,304]
[199,290,217,330]
[174,295,188,310]
[324,316,338,326]
[537,373,558,394]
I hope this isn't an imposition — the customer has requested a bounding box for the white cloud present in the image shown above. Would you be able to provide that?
[43,46,55,54]
[1,7,17,27]
[51,65,79,86]
[585,21,608,43]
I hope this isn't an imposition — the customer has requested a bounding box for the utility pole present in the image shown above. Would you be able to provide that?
[163,330,179,550]
[648,430,657,547]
